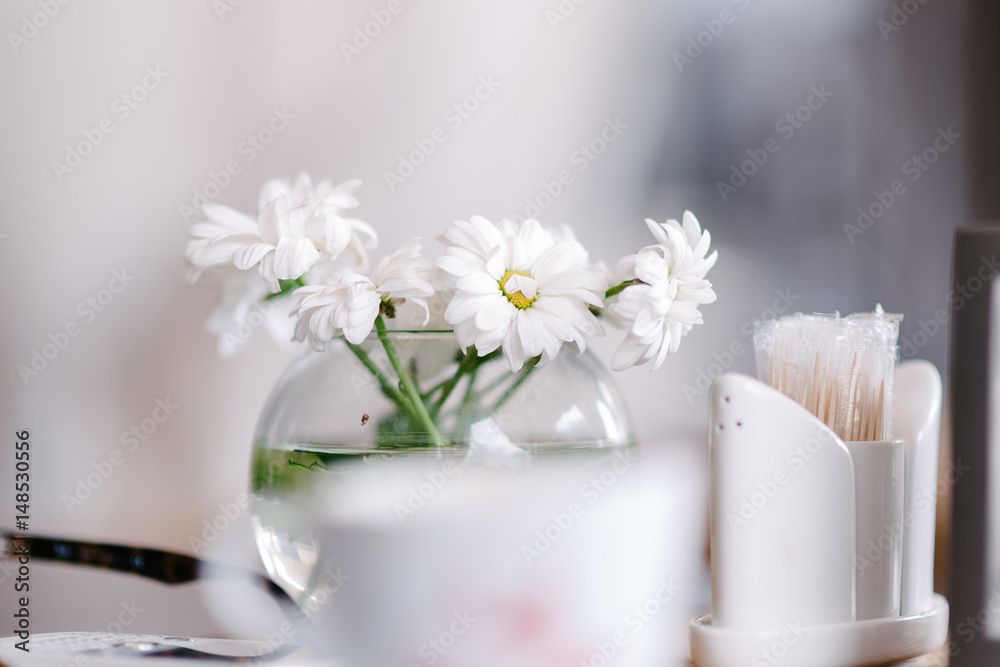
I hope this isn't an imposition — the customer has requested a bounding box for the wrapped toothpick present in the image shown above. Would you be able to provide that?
[754,306,901,442]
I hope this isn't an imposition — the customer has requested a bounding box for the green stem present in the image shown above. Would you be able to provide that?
[420,376,453,402]
[375,316,449,450]
[265,276,309,301]
[461,363,480,409]
[430,350,480,418]
[288,460,326,472]
[605,279,644,299]
[468,371,515,404]
[493,357,540,412]
[452,361,481,440]
[345,340,418,421]
[435,350,521,422]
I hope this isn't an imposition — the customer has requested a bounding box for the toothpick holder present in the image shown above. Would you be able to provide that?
[690,361,948,667]
[845,439,905,621]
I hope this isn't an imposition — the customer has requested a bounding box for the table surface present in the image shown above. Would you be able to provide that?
[0,633,950,667]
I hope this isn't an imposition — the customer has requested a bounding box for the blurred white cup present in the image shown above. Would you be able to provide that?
[304,449,703,667]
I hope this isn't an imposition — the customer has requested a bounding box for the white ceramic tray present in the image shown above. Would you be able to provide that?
[690,593,949,667]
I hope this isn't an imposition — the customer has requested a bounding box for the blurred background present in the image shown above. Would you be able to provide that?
[0,0,967,652]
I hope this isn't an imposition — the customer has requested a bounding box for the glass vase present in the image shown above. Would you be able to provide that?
[249,330,635,615]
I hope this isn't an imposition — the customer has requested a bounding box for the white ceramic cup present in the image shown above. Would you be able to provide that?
[305,450,702,667]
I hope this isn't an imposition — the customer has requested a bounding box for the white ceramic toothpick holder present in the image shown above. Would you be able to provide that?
[895,359,944,617]
[846,438,905,621]
[690,361,949,667]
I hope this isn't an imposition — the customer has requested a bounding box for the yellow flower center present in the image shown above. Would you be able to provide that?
[499,269,537,310]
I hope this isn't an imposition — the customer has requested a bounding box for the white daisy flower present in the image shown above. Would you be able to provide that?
[231,197,317,290]
[291,239,436,350]
[185,203,297,357]
[184,174,378,357]
[185,173,376,292]
[608,211,718,370]
[203,270,297,359]
[368,238,439,325]
[437,216,606,372]
[257,173,377,270]
[184,203,260,283]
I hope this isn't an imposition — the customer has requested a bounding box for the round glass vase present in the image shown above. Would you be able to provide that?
[249,329,635,614]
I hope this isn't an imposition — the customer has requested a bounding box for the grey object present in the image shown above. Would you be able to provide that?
[949,225,1000,665]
